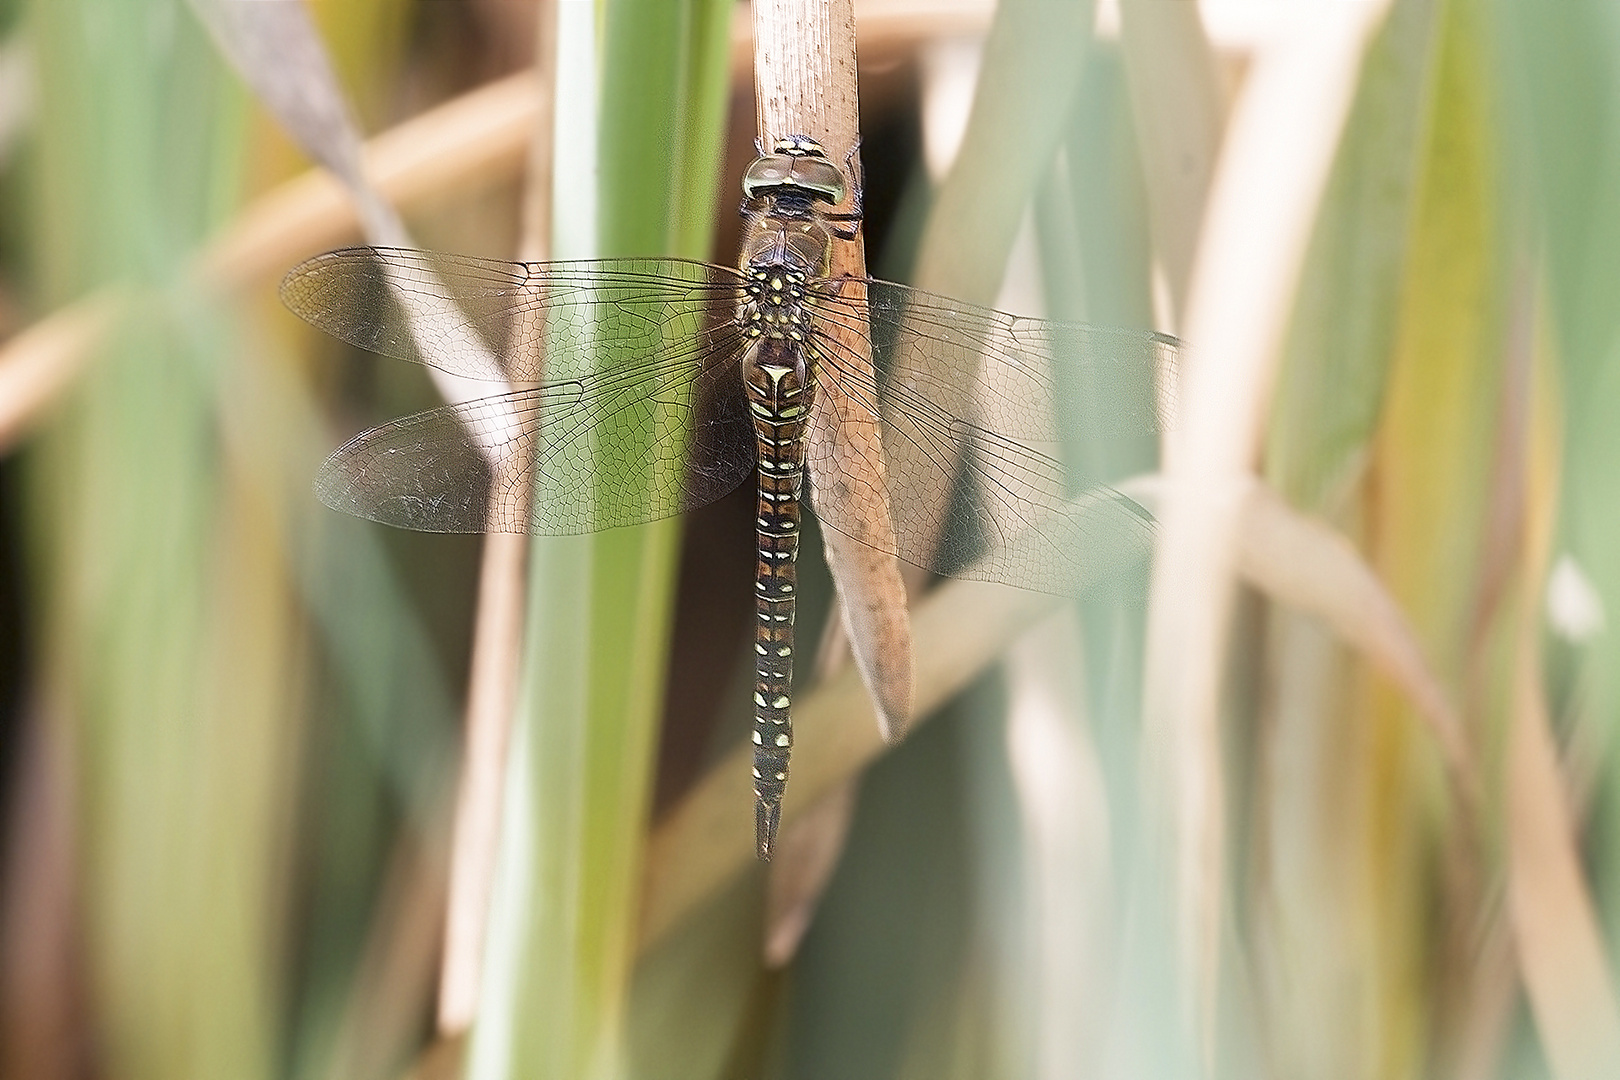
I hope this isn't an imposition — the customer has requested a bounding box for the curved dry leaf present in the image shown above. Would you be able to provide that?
[1235,481,1475,805]
[1510,627,1620,1080]
[1124,474,1474,809]
[436,3,555,1038]
[0,290,123,454]
[187,0,403,244]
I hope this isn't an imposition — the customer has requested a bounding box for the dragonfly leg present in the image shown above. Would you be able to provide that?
[823,139,866,239]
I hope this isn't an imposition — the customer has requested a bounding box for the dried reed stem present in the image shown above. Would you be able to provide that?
[435,2,556,1036]
[1142,2,1394,1064]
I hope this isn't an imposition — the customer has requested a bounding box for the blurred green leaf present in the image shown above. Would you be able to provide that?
[28,5,277,1080]
[1266,0,1440,514]
[1494,0,1620,1071]
[467,4,732,1080]
[1334,0,1505,1075]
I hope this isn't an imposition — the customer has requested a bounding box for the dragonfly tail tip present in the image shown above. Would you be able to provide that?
[756,798,782,861]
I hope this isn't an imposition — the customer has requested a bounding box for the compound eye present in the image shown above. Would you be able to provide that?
[791,158,846,205]
[742,155,794,198]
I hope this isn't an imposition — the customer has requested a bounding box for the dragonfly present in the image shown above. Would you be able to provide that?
[282,136,1178,860]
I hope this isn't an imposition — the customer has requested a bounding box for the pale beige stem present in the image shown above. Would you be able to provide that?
[1142,2,1393,1066]
[435,534,530,1036]
[1115,0,1225,324]
[436,2,555,1036]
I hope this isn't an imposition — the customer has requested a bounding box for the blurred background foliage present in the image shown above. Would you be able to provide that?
[0,1,1615,1080]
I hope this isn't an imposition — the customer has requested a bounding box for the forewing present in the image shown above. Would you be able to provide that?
[281,248,747,382]
[806,278,1174,596]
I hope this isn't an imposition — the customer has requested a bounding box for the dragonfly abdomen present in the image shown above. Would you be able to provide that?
[744,323,813,860]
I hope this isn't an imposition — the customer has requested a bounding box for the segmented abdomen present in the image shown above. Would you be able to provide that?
[745,336,811,860]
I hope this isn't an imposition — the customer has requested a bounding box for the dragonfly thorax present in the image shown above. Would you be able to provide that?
[740,265,813,344]
[741,214,835,278]
[740,137,844,284]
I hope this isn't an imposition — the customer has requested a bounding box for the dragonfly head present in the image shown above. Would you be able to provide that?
[772,134,822,155]
[742,136,847,207]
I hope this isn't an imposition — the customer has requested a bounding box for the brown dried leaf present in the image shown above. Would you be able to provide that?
[754,0,914,747]
[187,0,404,244]
[808,402,915,742]
[752,0,912,962]
[436,2,554,1036]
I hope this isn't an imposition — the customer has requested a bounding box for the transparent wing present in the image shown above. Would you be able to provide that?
[314,360,754,533]
[811,276,1177,439]
[281,247,748,382]
[289,247,1180,583]
[291,249,756,533]
[806,278,1178,597]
